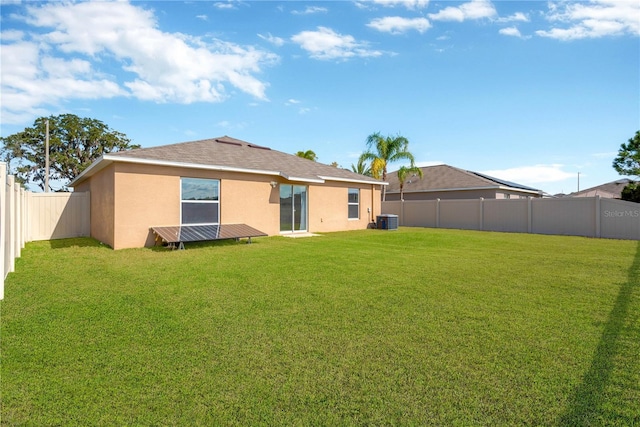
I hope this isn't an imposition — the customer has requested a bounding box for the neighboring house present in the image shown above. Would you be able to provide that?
[384,164,543,201]
[564,178,635,199]
[70,136,384,249]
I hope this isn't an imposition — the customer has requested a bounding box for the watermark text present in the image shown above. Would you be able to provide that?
[603,210,640,218]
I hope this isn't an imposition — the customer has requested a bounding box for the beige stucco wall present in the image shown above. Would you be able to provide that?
[112,163,180,249]
[80,162,382,249]
[75,164,115,248]
[309,182,378,232]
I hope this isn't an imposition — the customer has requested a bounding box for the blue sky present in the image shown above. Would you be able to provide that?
[1,0,638,194]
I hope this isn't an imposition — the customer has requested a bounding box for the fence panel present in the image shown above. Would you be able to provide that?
[404,200,438,227]
[2,172,23,300]
[531,197,597,237]
[28,192,90,241]
[1,163,6,299]
[483,199,529,233]
[382,196,639,240]
[439,199,482,230]
[381,201,402,218]
[1,161,91,300]
[600,198,640,240]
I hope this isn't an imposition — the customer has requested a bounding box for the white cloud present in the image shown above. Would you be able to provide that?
[215,120,247,129]
[214,2,236,10]
[536,0,640,40]
[284,99,311,114]
[497,12,529,23]
[258,32,285,47]
[196,15,208,21]
[371,0,429,9]
[367,16,431,34]
[480,164,576,184]
[499,26,527,38]
[1,1,278,124]
[1,38,125,124]
[0,29,24,41]
[291,27,383,60]
[429,0,497,22]
[291,6,328,15]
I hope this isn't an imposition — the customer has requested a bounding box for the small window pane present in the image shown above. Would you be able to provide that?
[348,205,359,219]
[182,178,219,201]
[348,188,359,203]
[182,203,219,224]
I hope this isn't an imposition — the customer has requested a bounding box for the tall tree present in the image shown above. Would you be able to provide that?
[1,114,139,191]
[350,154,372,177]
[295,150,318,161]
[360,132,418,201]
[396,165,424,201]
[613,131,640,202]
[613,130,640,177]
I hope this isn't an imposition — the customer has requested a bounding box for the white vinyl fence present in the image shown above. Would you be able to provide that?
[382,196,640,240]
[1,162,90,300]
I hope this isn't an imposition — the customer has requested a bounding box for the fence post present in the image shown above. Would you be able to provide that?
[527,197,532,234]
[479,198,484,230]
[400,199,404,226]
[595,195,601,238]
[21,187,26,248]
[7,175,15,275]
[14,182,21,259]
[436,198,440,228]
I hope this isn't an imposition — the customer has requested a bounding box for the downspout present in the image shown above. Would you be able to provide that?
[371,183,375,223]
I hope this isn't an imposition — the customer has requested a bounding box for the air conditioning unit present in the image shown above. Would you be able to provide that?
[376,214,398,230]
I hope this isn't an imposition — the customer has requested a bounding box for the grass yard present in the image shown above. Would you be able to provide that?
[1,228,639,426]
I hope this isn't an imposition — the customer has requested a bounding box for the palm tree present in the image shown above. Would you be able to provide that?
[396,165,424,201]
[295,150,318,161]
[360,132,417,201]
[350,154,372,177]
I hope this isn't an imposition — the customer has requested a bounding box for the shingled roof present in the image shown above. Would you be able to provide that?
[385,164,542,195]
[566,178,635,199]
[70,136,383,187]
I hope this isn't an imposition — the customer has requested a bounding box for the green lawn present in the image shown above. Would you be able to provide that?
[2,228,639,426]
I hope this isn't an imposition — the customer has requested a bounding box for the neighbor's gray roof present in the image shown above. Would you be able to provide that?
[566,178,634,199]
[70,136,383,187]
[385,164,542,194]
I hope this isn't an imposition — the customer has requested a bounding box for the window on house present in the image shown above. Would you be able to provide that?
[181,178,220,225]
[348,188,359,219]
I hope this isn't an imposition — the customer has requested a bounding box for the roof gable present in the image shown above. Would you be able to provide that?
[385,164,542,194]
[568,178,635,199]
[70,136,383,187]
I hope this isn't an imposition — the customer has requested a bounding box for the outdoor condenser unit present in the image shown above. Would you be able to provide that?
[376,214,398,230]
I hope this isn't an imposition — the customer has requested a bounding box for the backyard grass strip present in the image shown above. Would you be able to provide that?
[1,228,638,425]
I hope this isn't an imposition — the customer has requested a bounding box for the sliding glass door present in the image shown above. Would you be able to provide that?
[280,185,307,232]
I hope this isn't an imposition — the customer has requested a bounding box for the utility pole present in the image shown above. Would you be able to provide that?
[45,119,50,193]
[577,172,580,193]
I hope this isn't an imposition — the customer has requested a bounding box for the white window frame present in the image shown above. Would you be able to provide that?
[180,177,220,225]
[348,188,359,220]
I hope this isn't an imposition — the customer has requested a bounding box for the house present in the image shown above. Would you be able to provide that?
[384,164,543,201]
[564,178,635,199]
[70,136,384,249]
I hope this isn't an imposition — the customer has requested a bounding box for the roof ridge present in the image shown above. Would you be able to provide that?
[72,135,383,187]
[110,137,224,156]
